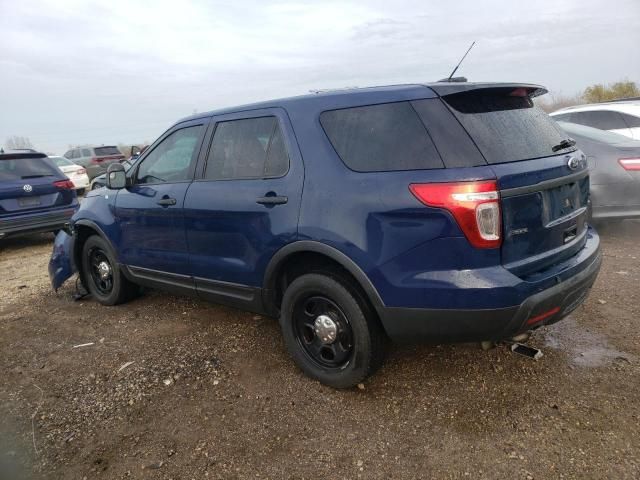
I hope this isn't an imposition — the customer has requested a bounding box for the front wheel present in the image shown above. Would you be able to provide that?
[81,235,137,305]
[280,273,385,388]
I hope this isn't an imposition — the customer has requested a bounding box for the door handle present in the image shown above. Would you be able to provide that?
[256,195,288,206]
[157,197,177,207]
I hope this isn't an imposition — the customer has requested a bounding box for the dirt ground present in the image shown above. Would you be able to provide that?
[1,221,639,480]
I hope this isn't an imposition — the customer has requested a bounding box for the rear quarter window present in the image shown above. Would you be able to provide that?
[320,102,444,172]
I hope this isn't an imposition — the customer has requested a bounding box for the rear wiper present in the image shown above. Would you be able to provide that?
[21,174,54,179]
[552,138,576,152]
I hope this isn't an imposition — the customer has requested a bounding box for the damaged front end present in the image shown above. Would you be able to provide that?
[48,230,77,291]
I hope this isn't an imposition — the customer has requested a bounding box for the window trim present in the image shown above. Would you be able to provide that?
[198,114,291,183]
[132,121,206,186]
[319,100,445,173]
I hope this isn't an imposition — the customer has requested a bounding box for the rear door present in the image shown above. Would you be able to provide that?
[184,108,303,308]
[114,121,206,279]
[436,86,590,278]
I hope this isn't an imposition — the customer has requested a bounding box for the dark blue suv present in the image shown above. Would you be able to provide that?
[1,150,78,239]
[49,83,602,388]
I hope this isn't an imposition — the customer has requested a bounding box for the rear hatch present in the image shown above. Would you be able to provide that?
[0,153,76,217]
[434,84,590,278]
[93,146,125,164]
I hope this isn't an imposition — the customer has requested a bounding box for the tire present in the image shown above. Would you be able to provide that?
[81,235,137,305]
[280,273,385,388]
[76,188,86,196]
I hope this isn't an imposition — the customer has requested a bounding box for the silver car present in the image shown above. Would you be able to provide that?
[558,121,640,220]
[63,146,125,180]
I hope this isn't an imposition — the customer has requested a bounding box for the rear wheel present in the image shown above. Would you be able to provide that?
[280,273,385,388]
[81,235,137,305]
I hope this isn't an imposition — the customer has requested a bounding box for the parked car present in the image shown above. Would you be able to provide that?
[49,156,90,194]
[1,150,78,239]
[49,82,601,388]
[89,159,133,190]
[551,101,640,139]
[63,146,125,180]
[557,121,640,220]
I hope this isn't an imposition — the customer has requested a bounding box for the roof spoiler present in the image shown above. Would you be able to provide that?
[428,82,548,98]
[0,152,47,160]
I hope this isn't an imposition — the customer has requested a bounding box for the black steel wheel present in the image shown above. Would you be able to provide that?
[81,235,138,305]
[280,273,385,388]
[87,246,113,295]
[293,295,354,369]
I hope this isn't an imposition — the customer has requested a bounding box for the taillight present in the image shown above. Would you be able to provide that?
[409,181,502,249]
[90,157,101,164]
[53,179,75,190]
[619,158,640,171]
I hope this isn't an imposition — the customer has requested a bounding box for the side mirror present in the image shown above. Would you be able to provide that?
[106,162,126,189]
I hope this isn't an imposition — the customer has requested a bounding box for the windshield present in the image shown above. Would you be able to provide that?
[443,88,576,164]
[557,121,634,145]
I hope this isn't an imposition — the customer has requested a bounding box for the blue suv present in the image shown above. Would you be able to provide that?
[1,150,78,239]
[49,83,602,388]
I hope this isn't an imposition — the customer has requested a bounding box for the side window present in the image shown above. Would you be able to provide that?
[70,149,78,159]
[621,113,640,128]
[63,150,72,159]
[82,148,91,157]
[136,125,202,184]
[573,111,628,130]
[320,102,444,172]
[204,116,289,180]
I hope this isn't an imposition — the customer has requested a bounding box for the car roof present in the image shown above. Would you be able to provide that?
[177,82,547,123]
[551,102,640,116]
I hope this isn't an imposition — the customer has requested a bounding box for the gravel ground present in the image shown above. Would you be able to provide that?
[1,221,639,479]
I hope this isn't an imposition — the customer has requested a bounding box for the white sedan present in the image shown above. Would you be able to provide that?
[49,156,90,193]
[550,101,640,140]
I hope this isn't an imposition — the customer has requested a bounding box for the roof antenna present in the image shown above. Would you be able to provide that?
[440,41,476,83]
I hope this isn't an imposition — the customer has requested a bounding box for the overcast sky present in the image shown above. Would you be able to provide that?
[1,0,639,154]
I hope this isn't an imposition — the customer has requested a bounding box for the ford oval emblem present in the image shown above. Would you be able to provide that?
[567,156,581,171]
[23,184,33,193]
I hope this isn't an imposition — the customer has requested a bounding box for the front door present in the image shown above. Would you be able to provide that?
[114,121,206,279]
[184,109,303,309]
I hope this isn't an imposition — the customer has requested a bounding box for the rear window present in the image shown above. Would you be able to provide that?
[621,112,640,128]
[320,102,444,172]
[557,121,632,145]
[94,146,121,156]
[51,156,74,167]
[0,157,58,181]
[443,88,575,164]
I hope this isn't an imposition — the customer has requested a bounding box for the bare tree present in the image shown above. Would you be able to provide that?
[5,136,34,150]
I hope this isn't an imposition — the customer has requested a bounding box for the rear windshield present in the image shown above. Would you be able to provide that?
[0,157,58,181]
[50,156,75,167]
[443,88,576,164]
[94,146,121,156]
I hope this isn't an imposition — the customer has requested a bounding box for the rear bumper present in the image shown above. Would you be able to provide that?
[0,208,76,238]
[378,229,602,343]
